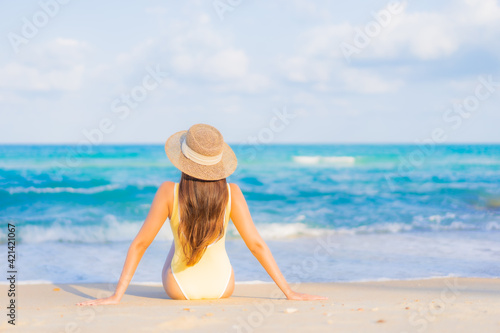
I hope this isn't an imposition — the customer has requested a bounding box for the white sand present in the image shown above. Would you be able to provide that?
[1,278,500,332]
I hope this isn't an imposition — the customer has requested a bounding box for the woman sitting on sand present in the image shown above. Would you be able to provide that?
[77,124,326,304]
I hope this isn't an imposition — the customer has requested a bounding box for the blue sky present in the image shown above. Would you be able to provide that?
[1,0,499,143]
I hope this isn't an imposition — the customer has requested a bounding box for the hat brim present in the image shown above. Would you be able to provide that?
[165,130,238,181]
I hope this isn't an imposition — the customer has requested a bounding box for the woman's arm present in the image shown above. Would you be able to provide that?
[229,183,327,301]
[76,181,174,306]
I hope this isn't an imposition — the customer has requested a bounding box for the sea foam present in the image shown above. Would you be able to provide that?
[5,184,121,194]
[293,155,356,166]
[2,217,498,245]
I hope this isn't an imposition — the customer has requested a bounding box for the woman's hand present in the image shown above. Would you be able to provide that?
[76,294,121,306]
[286,290,328,301]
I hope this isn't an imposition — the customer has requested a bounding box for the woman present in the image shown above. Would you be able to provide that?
[77,124,326,304]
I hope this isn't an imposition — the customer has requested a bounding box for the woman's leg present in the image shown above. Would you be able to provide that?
[161,242,187,300]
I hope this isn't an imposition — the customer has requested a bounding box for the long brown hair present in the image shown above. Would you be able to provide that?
[178,172,229,266]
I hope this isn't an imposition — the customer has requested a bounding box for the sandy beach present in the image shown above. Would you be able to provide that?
[2,277,499,333]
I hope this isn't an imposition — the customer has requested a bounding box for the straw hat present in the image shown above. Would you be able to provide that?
[165,124,237,181]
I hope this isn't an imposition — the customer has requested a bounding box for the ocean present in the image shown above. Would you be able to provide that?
[1,144,499,285]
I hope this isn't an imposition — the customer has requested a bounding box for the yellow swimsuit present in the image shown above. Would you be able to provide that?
[169,183,232,300]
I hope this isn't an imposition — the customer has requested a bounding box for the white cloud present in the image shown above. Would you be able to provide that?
[280,56,332,83]
[333,3,460,61]
[144,6,168,16]
[168,47,253,83]
[297,23,351,58]
[115,38,155,66]
[170,53,195,74]
[340,68,403,94]
[291,92,359,117]
[0,38,88,91]
[279,53,403,93]
[401,12,459,60]
[290,0,500,64]
[18,38,90,70]
[154,20,269,92]
[0,62,85,91]
[460,0,500,24]
[289,0,332,20]
[352,0,500,60]
[203,48,249,79]
[277,0,500,95]
[1,0,499,143]
[279,41,403,93]
[211,73,272,93]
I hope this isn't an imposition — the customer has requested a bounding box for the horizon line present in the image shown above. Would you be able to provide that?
[1,141,500,146]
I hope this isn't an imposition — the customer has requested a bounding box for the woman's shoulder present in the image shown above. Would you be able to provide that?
[157,181,176,197]
[228,183,244,201]
[228,182,240,192]
[156,182,176,215]
[159,180,176,189]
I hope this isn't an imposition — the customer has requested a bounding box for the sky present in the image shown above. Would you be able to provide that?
[1,0,499,144]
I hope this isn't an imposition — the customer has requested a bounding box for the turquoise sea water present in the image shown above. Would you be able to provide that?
[1,144,499,283]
